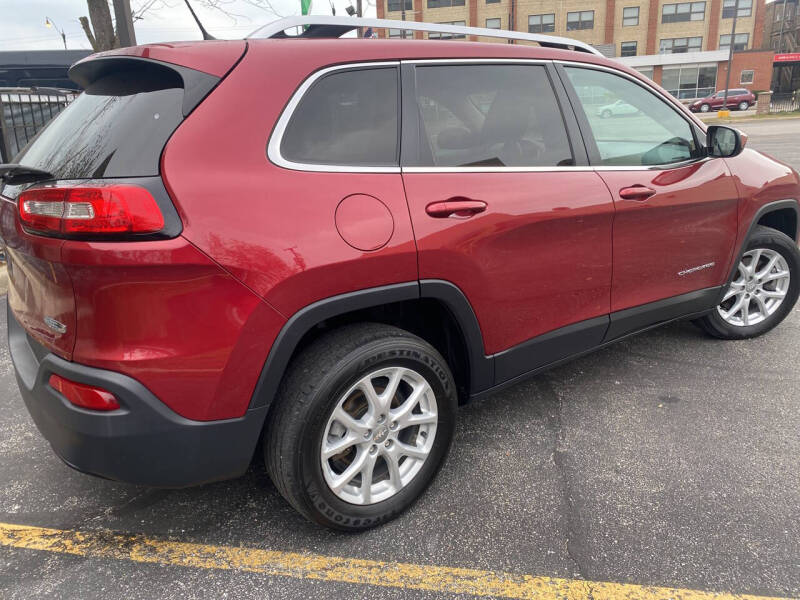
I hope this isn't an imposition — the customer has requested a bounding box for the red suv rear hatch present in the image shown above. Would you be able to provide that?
[0,41,245,361]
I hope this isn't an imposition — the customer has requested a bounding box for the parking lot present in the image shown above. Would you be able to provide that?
[1,118,799,600]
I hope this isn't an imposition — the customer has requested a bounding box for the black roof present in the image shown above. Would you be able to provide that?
[0,50,92,68]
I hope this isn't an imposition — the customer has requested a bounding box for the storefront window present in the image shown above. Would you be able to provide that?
[662,63,717,99]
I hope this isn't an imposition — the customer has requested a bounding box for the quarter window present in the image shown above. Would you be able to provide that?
[529,13,555,32]
[621,41,638,56]
[280,67,399,167]
[722,0,751,17]
[660,36,703,53]
[720,33,749,50]
[565,67,699,166]
[567,10,595,30]
[623,6,640,25]
[662,2,706,22]
[410,65,574,168]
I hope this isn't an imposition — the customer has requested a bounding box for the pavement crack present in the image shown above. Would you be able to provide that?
[540,375,589,581]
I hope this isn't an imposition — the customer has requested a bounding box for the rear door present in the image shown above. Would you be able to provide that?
[558,64,739,336]
[400,61,615,384]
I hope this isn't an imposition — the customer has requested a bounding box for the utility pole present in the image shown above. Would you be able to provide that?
[722,0,739,112]
[112,0,137,47]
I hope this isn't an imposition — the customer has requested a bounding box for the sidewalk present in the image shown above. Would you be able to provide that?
[696,110,800,125]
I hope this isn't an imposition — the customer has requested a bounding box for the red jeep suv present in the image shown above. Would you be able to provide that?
[2,18,799,531]
[689,88,756,112]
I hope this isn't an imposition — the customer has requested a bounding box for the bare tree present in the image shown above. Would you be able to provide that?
[80,0,287,51]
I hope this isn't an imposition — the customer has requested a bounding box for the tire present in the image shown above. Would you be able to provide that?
[264,322,458,531]
[738,101,749,111]
[695,226,800,340]
[700,103,711,113]
[601,109,612,118]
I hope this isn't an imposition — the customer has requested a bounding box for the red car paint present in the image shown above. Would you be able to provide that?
[689,89,756,112]
[2,37,798,431]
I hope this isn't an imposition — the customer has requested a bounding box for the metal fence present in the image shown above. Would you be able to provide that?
[0,88,78,162]
[771,92,800,113]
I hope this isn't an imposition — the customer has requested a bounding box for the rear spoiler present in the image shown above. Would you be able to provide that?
[68,56,220,117]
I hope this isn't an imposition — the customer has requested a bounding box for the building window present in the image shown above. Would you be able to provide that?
[623,6,640,25]
[722,0,752,18]
[740,69,754,84]
[621,41,638,56]
[567,10,595,30]
[427,0,464,8]
[387,0,413,11]
[661,63,717,98]
[428,21,467,38]
[486,17,501,28]
[487,0,500,3]
[388,28,413,38]
[720,32,749,50]
[635,67,655,80]
[529,13,555,32]
[662,2,706,22]
[659,36,703,53]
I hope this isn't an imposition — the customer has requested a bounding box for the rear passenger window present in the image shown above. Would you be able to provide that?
[410,65,574,168]
[281,67,399,166]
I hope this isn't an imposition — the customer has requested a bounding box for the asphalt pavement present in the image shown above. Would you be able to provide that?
[0,119,799,599]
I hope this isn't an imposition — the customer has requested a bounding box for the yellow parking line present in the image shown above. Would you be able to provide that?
[0,522,792,600]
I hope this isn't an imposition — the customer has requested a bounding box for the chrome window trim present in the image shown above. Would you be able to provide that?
[267,57,711,174]
[267,61,402,174]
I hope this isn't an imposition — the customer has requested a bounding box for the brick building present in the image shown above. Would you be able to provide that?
[377,0,766,56]
[377,0,775,100]
[763,0,800,92]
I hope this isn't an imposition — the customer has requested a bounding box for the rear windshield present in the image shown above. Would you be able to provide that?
[13,66,184,180]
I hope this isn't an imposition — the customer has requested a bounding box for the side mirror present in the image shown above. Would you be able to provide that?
[707,125,747,158]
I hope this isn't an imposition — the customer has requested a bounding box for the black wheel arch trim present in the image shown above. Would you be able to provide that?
[719,199,800,303]
[248,280,494,411]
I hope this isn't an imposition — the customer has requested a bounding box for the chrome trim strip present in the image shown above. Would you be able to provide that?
[248,16,604,56]
[267,57,711,174]
[404,58,549,65]
[267,61,402,174]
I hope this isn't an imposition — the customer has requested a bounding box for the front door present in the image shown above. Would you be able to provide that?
[559,65,740,335]
[400,62,615,383]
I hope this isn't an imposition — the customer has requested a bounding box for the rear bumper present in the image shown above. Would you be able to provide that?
[8,305,267,488]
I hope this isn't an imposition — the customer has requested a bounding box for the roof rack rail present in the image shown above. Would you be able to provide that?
[247,16,604,56]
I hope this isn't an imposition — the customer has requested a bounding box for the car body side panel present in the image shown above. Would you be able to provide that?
[161,43,417,319]
[723,148,800,272]
[402,172,614,355]
[62,237,286,421]
[597,159,740,312]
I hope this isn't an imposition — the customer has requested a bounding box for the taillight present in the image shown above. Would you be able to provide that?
[19,184,164,237]
[49,374,120,412]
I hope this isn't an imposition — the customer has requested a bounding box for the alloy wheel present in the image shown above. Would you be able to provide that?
[717,248,791,327]
[320,367,438,505]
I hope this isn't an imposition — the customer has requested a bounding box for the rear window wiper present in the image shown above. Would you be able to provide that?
[0,164,55,185]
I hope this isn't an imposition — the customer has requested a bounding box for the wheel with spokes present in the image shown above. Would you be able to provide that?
[264,323,457,530]
[696,226,800,339]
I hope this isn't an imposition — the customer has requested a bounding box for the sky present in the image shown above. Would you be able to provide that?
[0,0,377,51]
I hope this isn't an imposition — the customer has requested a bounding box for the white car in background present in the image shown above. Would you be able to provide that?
[597,99,639,118]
